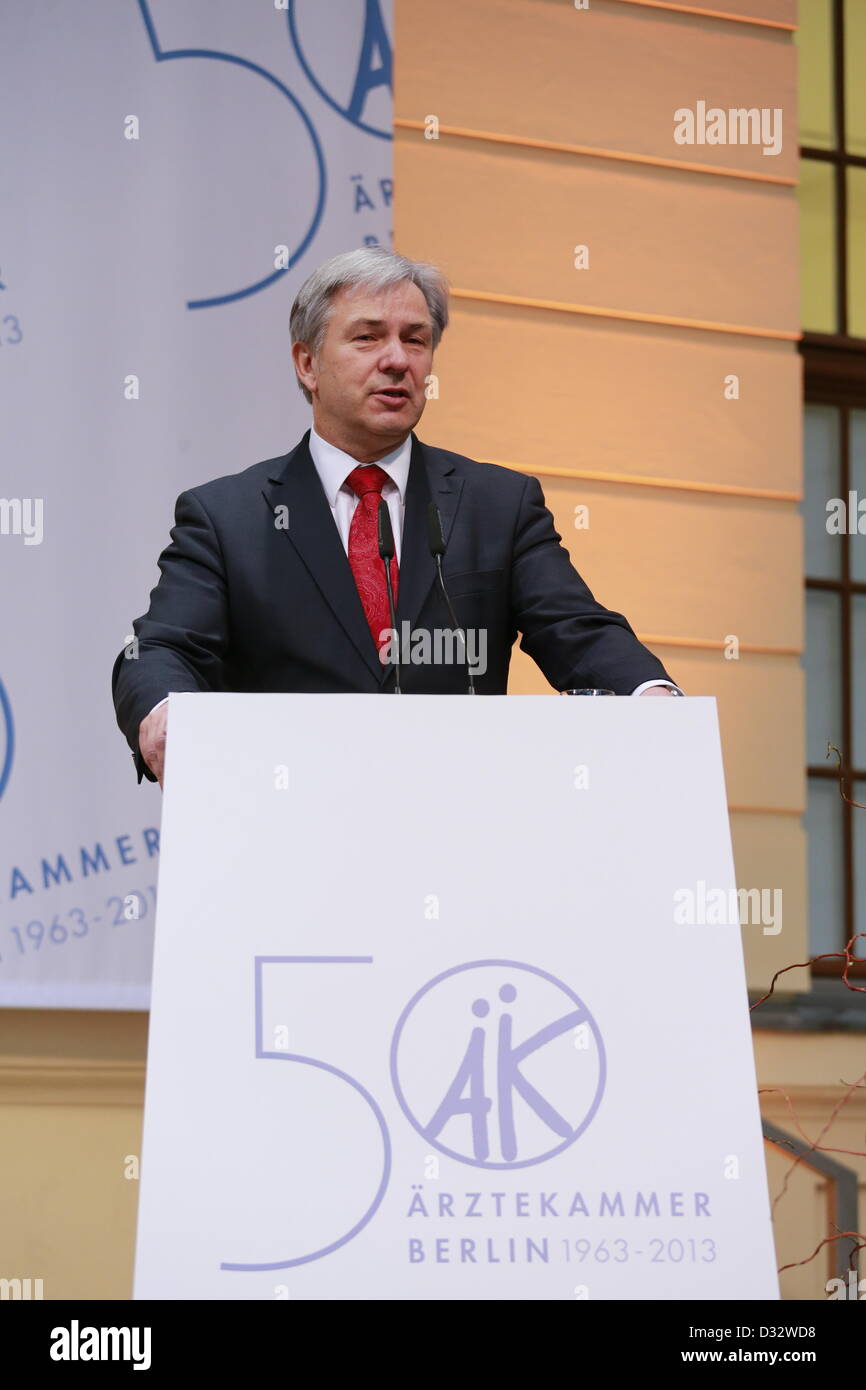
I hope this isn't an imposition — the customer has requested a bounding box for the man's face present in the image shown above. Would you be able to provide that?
[296,280,434,456]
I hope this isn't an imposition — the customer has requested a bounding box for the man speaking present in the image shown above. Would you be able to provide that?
[112,246,681,787]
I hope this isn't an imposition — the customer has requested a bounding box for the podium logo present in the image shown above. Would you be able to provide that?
[390,960,606,1169]
[0,680,13,801]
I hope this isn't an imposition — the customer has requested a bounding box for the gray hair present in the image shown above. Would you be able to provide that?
[290,246,450,403]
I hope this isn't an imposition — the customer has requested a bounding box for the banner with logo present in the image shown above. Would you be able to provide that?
[0,0,392,1006]
[134,693,779,1299]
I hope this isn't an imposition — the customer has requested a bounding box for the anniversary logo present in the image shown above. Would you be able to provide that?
[392,960,606,1168]
[215,951,721,1278]
[393,962,713,1269]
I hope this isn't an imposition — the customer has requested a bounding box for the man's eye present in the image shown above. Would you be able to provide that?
[355,334,374,341]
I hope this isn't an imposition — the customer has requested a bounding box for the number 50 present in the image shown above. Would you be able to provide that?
[220,956,391,1272]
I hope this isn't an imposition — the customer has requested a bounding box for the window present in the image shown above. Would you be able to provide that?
[799,1,866,970]
[802,404,866,967]
[797,0,866,338]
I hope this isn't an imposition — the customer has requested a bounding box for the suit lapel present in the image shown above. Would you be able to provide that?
[262,430,465,687]
[262,431,382,680]
[391,434,464,684]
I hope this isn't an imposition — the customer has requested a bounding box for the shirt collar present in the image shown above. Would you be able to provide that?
[309,425,412,507]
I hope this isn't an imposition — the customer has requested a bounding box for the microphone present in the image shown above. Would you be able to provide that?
[426,502,475,695]
[377,498,402,694]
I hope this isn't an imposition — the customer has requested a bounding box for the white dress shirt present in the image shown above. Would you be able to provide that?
[308,424,410,563]
[145,429,680,715]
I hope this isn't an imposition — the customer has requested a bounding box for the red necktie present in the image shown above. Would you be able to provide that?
[344,465,399,655]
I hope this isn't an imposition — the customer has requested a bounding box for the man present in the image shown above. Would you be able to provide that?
[112,246,681,787]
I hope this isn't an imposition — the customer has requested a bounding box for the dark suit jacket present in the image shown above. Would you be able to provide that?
[112,429,675,782]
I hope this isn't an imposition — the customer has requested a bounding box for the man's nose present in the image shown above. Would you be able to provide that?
[378,336,410,372]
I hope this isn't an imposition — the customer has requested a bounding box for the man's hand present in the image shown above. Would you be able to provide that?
[139,703,169,787]
[639,687,677,696]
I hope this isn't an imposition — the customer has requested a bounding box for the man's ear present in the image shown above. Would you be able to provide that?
[291,340,316,396]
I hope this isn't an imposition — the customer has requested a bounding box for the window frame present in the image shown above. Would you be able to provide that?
[800,0,866,976]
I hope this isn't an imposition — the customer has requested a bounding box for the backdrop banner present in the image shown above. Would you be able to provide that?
[0,0,393,1006]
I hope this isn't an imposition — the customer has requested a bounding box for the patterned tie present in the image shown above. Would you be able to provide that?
[344,465,399,655]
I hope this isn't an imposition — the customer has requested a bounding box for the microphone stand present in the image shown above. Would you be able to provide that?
[427,502,475,695]
[377,499,402,694]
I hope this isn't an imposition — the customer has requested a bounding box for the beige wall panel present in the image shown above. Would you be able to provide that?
[730,811,808,989]
[395,0,796,179]
[0,1013,144,1296]
[395,134,799,331]
[508,646,805,812]
[528,478,802,649]
[0,1100,140,1298]
[756,1031,866,1089]
[661,652,804,813]
[423,304,802,496]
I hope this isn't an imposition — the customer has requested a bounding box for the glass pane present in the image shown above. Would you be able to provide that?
[845,0,866,156]
[853,780,866,958]
[805,777,845,955]
[850,410,866,582]
[853,594,866,768]
[805,589,842,764]
[803,405,841,578]
[799,159,837,333]
[848,167,866,338]
[798,0,836,149]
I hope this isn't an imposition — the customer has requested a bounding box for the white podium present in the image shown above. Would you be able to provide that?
[133,693,779,1301]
